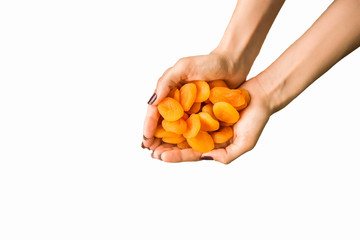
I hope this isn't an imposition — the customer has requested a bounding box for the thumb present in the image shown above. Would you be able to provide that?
[148,59,189,105]
[202,138,255,164]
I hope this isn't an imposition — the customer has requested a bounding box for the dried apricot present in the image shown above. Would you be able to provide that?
[169,88,180,102]
[154,124,181,138]
[163,135,186,144]
[177,141,191,149]
[198,112,219,132]
[235,88,250,110]
[182,112,189,120]
[162,118,187,134]
[213,102,239,124]
[158,97,184,121]
[180,83,197,111]
[208,80,228,89]
[183,114,201,139]
[187,131,214,153]
[209,87,246,107]
[239,88,250,104]
[187,102,201,114]
[211,126,233,144]
[220,121,234,127]
[194,81,210,102]
[201,103,217,120]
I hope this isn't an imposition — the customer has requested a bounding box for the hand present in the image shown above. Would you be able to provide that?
[150,77,272,164]
[142,53,249,150]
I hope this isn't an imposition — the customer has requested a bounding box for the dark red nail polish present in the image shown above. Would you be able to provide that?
[143,135,150,141]
[141,142,145,149]
[148,93,157,105]
[200,156,213,160]
[159,154,162,161]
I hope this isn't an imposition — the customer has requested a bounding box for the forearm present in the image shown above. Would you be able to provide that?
[259,0,360,113]
[213,0,285,75]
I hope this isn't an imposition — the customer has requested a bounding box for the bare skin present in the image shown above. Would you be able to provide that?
[142,0,360,164]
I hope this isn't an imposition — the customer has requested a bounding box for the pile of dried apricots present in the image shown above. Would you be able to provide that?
[155,80,250,153]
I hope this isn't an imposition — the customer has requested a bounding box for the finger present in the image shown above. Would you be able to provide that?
[202,138,253,165]
[142,104,160,147]
[148,138,162,151]
[152,60,188,105]
[161,148,203,163]
[152,143,175,160]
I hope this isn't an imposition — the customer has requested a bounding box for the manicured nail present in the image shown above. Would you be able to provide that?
[159,154,162,161]
[148,93,157,105]
[200,156,213,160]
[151,151,155,158]
[143,135,150,141]
[141,142,145,149]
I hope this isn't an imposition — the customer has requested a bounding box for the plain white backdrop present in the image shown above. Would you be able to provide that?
[0,0,359,239]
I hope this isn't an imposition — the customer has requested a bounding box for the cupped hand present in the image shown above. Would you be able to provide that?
[142,53,248,149]
[149,77,272,164]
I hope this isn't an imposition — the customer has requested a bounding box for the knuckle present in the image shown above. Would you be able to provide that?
[218,155,232,165]
[245,141,256,152]
[222,160,231,165]
[176,57,189,70]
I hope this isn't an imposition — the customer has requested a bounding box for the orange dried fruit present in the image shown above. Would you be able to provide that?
[213,102,240,124]
[182,112,189,120]
[239,88,250,104]
[187,102,201,114]
[162,135,186,144]
[186,131,214,153]
[201,103,217,120]
[198,112,219,132]
[162,118,187,134]
[168,88,180,102]
[235,88,251,111]
[154,124,181,138]
[209,87,246,107]
[183,114,201,139]
[211,126,234,144]
[208,80,228,89]
[180,83,197,111]
[220,121,234,127]
[158,97,184,121]
[177,141,191,149]
[193,80,210,102]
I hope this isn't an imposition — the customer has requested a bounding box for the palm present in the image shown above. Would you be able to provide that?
[150,78,271,164]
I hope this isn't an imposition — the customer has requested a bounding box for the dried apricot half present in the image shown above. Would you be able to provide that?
[162,118,187,134]
[211,126,233,144]
[194,80,210,102]
[198,112,219,132]
[213,102,240,124]
[180,83,197,111]
[183,114,201,139]
[187,131,214,153]
[158,97,184,121]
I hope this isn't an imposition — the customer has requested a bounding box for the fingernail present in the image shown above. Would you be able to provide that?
[151,151,155,158]
[159,154,162,161]
[141,142,145,149]
[148,93,157,105]
[200,156,213,160]
[143,135,150,141]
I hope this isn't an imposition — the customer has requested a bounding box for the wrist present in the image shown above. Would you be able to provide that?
[256,62,300,115]
[210,44,253,82]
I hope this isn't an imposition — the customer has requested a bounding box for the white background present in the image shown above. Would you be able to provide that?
[1,0,360,239]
